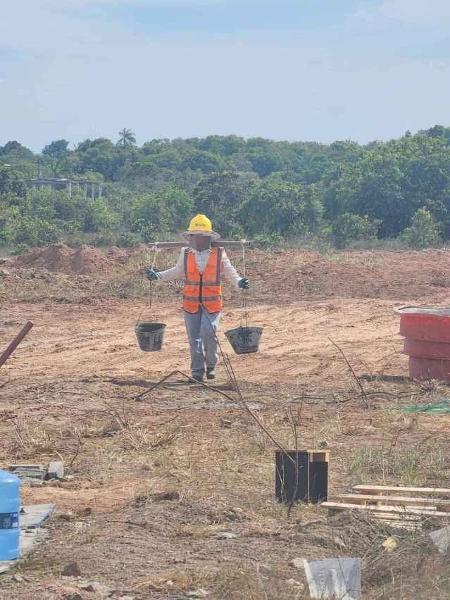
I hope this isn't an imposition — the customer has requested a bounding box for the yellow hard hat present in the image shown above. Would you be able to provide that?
[183,214,220,239]
[188,214,213,233]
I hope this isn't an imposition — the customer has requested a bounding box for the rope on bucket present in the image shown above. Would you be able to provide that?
[136,244,159,327]
[240,239,249,328]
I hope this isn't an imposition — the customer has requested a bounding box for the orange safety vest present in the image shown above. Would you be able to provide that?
[183,247,223,314]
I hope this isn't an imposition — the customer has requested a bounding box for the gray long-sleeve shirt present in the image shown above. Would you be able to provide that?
[157,247,242,288]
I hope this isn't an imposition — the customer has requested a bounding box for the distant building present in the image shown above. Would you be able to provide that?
[26,177,102,198]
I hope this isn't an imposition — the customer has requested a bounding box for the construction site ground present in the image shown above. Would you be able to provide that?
[0,245,449,599]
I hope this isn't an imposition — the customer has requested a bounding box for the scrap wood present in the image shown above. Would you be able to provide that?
[324,484,450,527]
[335,493,450,511]
[322,501,450,519]
[0,321,33,369]
[353,484,450,498]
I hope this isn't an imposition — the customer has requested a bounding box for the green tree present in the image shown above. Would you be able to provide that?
[332,213,380,248]
[131,192,172,241]
[42,139,70,176]
[76,138,119,180]
[42,139,69,159]
[117,128,136,147]
[193,171,257,237]
[83,198,118,233]
[401,208,442,249]
[240,180,322,236]
[9,216,61,249]
[0,166,27,197]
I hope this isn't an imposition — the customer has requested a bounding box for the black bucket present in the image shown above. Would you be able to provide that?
[225,326,263,355]
[135,322,166,352]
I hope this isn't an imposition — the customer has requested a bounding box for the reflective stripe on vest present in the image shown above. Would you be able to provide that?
[183,247,223,314]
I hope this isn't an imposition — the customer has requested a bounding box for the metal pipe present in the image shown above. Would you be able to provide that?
[0,321,34,369]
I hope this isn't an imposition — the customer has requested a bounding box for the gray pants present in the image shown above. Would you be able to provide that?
[183,309,221,377]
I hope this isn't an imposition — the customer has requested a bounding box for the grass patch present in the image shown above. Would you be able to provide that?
[350,444,447,486]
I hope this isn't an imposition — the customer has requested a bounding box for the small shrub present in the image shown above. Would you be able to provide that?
[116,231,141,247]
[332,213,380,249]
[401,207,442,249]
[252,232,283,249]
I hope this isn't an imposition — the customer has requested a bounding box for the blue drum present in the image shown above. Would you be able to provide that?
[0,469,20,561]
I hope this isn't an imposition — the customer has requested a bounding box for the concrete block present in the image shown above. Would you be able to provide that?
[429,526,450,555]
[303,557,361,600]
[46,461,64,480]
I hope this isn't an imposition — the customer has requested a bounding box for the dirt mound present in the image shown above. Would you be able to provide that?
[105,246,129,264]
[244,248,450,303]
[14,242,74,272]
[13,243,119,274]
[70,245,112,274]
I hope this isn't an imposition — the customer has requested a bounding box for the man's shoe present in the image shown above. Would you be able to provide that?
[206,368,216,380]
[189,374,204,383]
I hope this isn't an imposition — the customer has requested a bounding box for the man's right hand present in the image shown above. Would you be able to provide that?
[145,268,159,281]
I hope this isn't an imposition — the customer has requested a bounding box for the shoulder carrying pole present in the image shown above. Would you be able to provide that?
[147,240,252,250]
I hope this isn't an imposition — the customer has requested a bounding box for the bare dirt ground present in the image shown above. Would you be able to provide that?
[0,246,449,599]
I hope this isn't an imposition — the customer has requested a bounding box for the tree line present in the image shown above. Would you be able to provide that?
[1,125,449,252]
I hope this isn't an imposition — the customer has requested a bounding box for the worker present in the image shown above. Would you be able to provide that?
[145,214,249,382]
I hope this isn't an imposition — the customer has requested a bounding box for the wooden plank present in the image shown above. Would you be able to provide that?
[322,501,450,518]
[336,494,450,511]
[353,484,450,498]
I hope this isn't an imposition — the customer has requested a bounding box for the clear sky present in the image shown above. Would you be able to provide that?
[1,0,450,151]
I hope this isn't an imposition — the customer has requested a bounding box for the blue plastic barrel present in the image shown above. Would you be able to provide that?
[0,469,20,561]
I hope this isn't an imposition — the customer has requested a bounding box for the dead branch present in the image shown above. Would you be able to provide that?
[329,338,369,408]
[67,429,83,468]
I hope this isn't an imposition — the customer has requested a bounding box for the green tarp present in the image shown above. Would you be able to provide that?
[400,401,450,414]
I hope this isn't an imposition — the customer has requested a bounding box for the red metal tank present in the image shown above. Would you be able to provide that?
[397,306,450,342]
[409,357,450,381]
[403,338,450,360]
[396,306,450,382]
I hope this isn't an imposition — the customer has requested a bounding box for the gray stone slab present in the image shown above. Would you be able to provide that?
[20,504,55,529]
[429,526,450,554]
[303,558,361,600]
[9,465,47,481]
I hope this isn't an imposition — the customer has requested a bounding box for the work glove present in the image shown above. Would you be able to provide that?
[145,268,159,281]
[238,277,250,290]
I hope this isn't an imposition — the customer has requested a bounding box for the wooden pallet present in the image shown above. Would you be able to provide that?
[322,484,450,528]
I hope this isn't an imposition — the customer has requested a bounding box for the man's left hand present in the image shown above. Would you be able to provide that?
[238,277,250,290]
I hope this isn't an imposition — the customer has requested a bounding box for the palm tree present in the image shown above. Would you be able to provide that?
[117,128,136,147]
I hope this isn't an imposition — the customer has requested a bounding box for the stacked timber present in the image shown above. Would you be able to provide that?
[322,484,450,529]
